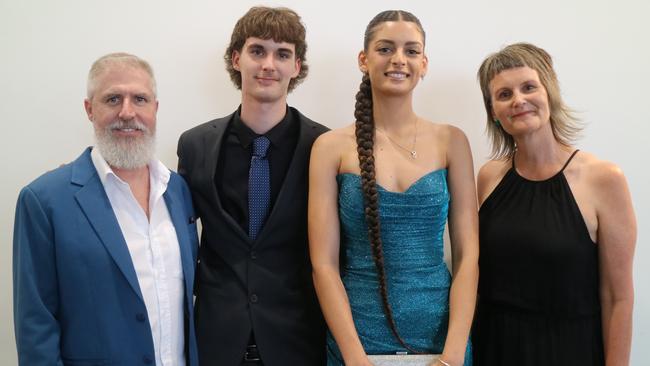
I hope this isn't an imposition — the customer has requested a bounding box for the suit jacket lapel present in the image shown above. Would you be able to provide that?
[254,113,314,246]
[72,150,144,301]
[205,114,252,244]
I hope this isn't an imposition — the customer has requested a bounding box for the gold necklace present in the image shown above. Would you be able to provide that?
[375,118,418,159]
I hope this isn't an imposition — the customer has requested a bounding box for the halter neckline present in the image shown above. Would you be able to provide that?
[511,149,579,182]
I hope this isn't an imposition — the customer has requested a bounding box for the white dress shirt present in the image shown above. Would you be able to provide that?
[92,147,185,366]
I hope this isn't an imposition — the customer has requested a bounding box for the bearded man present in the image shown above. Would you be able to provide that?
[12,53,199,366]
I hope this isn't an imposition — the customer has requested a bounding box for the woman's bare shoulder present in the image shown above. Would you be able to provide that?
[421,120,466,137]
[573,150,628,191]
[418,120,471,152]
[314,124,356,148]
[477,159,511,205]
[478,159,510,181]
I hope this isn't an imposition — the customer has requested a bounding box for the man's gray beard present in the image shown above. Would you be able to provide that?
[94,119,155,170]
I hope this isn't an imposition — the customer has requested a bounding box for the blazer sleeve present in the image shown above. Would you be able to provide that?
[13,187,64,366]
[177,131,191,183]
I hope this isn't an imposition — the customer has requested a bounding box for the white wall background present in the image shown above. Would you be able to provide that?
[1,0,648,364]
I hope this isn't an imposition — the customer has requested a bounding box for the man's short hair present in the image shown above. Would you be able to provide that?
[224,6,308,93]
[87,52,157,99]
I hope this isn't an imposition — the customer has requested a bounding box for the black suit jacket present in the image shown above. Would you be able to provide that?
[177,107,328,366]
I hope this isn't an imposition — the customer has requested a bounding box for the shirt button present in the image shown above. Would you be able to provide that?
[143,355,153,364]
[136,313,146,322]
[250,294,258,303]
[250,251,257,260]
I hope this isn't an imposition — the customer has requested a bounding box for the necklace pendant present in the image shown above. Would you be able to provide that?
[410,151,417,159]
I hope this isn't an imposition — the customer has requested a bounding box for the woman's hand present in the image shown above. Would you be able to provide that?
[347,356,375,366]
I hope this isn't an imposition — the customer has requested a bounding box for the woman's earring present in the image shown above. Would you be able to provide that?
[494,119,501,127]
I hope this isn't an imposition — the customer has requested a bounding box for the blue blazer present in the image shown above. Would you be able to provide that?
[13,147,199,366]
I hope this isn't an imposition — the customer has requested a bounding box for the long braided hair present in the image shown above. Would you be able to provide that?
[355,10,425,353]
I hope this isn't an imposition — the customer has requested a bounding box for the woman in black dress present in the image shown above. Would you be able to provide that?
[472,43,636,365]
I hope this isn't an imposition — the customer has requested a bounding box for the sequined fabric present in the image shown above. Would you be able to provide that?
[327,169,471,365]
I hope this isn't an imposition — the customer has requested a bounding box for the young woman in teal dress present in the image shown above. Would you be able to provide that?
[309,10,478,366]
[472,43,636,365]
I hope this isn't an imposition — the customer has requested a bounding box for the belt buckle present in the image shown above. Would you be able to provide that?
[244,344,261,362]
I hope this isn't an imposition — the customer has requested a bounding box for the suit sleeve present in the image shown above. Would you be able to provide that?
[13,187,64,366]
[177,133,201,299]
[180,180,199,263]
[177,132,190,182]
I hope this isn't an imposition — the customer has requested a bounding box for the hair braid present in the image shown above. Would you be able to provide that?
[354,73,420,354]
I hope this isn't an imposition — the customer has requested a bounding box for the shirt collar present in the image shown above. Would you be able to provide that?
[231,105,295,148]
[90,146,170,188]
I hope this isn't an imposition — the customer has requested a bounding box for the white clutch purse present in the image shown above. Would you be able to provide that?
[367,354,440,366]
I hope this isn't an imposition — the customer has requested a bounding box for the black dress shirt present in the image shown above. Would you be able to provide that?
[215,105,299,236]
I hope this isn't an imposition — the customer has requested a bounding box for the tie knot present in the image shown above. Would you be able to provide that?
[252,136,270,158]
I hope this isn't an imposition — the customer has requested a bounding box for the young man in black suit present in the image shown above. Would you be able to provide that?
[177,7,327,366]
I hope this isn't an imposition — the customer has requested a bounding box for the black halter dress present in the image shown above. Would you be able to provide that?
[472,150,604,365]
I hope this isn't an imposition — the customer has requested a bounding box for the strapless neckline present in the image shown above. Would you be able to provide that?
[327,166,472,363]
[337,168,447,194]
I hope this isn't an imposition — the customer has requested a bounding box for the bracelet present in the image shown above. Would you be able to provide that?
[438,359,451,366]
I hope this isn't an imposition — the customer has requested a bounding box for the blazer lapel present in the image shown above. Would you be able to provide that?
[72,152,144,301]
[203,115,252,244]
[253,113,314,246]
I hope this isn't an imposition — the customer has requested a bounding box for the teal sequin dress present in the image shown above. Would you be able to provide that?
[327,169,472,365]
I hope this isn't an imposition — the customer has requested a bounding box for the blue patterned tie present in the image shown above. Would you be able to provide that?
[248,136,271,240]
